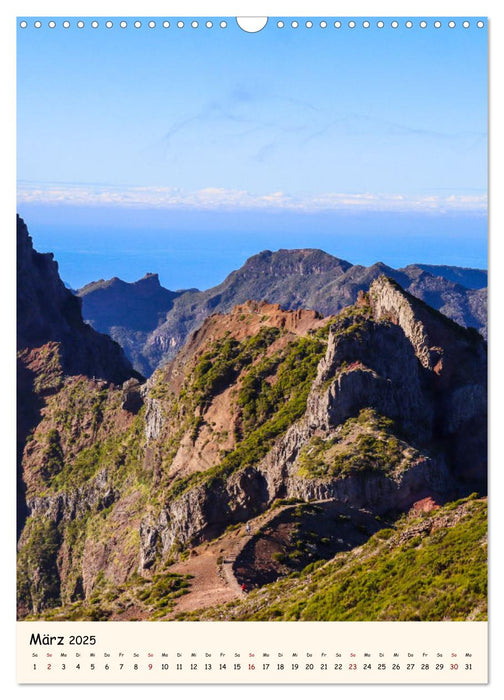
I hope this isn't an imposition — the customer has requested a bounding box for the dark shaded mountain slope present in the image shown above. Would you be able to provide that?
[17,215,139,384]
[16,215,141,533]
[77,274,192,376]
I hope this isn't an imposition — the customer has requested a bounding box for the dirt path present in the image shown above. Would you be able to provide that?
[168,547,237,614]
[165,527,252,616]
[166,504,296,616]
[163,496,437,617]
[220,534,253,595]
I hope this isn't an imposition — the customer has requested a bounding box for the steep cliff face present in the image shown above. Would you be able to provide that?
[17,216,139,384]
[16,216,141,535]
[17,274,486,621]
[368,277,487,483]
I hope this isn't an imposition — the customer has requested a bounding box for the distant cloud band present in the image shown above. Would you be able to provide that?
[17,182,487,214]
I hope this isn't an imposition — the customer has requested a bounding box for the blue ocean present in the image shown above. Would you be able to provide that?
[18,206,488,291]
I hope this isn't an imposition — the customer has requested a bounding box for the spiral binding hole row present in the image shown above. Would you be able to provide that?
[19,19,485,30]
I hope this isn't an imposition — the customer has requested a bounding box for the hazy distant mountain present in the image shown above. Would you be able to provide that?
[78,273,189,332]
[402,264,487,290]
[78,249,487,376]
[77,274,196,375]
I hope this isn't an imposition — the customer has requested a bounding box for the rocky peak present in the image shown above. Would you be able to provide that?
[157,299,327,393]
[237,248,352,279]
[368,275,486,381]
[369,275,436,370]
[75,242,487,377]
[133,272,161,289]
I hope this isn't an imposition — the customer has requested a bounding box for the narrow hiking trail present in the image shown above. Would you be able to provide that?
[165,528,251,616]
[165,504,295,616]
[165,500,338,617]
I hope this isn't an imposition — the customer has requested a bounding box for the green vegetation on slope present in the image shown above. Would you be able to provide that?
[297,408,420,479]
[47,409,146,493]
[176,496,487,622]
[189,326,281,408]
[42,428,64,479]
[237,334,326,436]
[168,333,327,498]
[23,567,193,622]
[298,501,487,621]
[17,517,61,614]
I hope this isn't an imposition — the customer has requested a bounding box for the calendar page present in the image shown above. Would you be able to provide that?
[15,1,488,686]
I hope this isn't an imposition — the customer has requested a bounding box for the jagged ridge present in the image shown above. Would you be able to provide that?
[77,248,487,376]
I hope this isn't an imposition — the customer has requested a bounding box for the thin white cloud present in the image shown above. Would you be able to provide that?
[17,182,487,214]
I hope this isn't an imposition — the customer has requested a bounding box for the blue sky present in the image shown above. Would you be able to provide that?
[16,18,488,287]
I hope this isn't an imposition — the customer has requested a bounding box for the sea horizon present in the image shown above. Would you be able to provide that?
[17,205,488,291]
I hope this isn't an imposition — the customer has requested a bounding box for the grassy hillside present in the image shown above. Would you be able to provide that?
[177,495,487,622]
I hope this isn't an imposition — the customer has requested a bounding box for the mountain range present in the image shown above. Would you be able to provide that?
[77,249,487,376]
[17,216,487,621]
